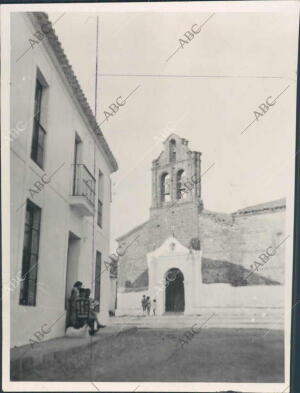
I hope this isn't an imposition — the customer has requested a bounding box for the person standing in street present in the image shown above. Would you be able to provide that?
[141,294,147,316]
[146,296,151,316]
[152,299,157,316]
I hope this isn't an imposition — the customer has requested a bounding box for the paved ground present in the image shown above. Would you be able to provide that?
[16,326,284,382]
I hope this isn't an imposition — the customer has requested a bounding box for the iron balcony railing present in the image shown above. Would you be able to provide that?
[72,164,96,206]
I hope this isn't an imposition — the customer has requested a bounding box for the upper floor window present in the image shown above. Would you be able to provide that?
[161,172,170,202]
[169,139,176,162]
[97,171,104,227]
[31,76,47,169]
[19,200,41,306]
[176,169,187,200]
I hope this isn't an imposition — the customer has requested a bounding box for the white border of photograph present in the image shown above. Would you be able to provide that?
[1,1,299,391]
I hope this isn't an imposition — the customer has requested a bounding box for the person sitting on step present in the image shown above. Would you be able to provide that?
[84,288,106,333]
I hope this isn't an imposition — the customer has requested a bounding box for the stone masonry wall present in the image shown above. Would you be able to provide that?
[198,208,285,284]
[117,205,286,290]
[229,210,285,284]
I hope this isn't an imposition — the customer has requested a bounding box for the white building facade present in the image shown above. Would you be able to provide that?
[147,236,202,316]
[10,12,118,347]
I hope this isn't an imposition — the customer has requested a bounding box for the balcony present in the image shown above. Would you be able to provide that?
[69,164,96,216]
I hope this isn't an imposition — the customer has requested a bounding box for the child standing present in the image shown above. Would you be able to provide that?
[146,296,151,316]
[152,299,157,316]
[141,294,147,316]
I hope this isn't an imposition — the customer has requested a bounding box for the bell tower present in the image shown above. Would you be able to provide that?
[150,134,203,213]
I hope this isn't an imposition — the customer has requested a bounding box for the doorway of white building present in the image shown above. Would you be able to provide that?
[65,231,81,309]
[165,268,185,313]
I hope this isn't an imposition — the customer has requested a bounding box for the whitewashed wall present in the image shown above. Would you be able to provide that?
[116,284,284,316]
[10,13,114,347]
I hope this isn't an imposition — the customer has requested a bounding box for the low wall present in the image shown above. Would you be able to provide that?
[196,283,284,308]
[116,289,151,316]
[116,284,284,316]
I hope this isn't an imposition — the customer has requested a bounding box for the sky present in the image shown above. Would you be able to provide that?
[48,7,298,245]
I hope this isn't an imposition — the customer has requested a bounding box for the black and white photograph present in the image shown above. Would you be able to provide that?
[1,1,299,391]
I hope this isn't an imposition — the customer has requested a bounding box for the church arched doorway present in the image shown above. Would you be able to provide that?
[165,268,185,312]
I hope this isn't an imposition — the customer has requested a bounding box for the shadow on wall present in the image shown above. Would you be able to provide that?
[124,258,280,292]
[201,258,280,286]
[124,269,149,292]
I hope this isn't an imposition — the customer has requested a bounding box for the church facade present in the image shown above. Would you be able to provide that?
[115,134,285,316]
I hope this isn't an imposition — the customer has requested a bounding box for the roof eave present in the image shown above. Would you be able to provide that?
[31,12,118,173]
